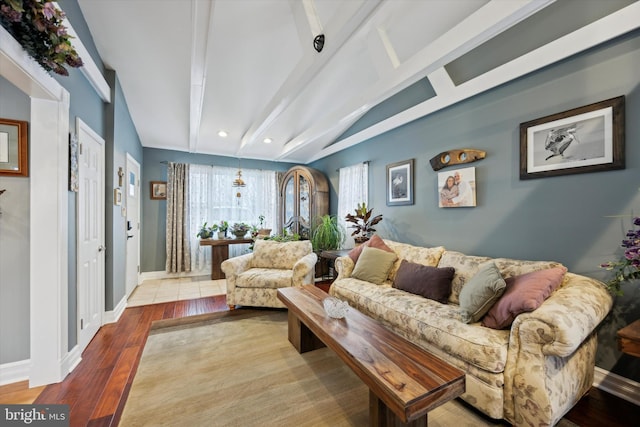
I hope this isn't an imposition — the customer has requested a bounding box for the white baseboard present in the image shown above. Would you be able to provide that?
[103,295,127,324]
[0,359,30,386]
[593,366,640,406]
[61,345,82,376]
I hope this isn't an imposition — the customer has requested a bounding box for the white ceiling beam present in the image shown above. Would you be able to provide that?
[308,1,640,163]
[188,0,214,154]
[427,67,455,97]
[279,0,556,160]
[236,0,383,156]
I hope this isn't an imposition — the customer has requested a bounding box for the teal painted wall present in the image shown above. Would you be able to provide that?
[0,77,31,364]
[310,30,640,381]
[140,148,295,272]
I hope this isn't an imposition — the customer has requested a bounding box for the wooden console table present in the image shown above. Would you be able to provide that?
[617,319,640,358]
[277,285,465,426]
[199,238,253,279]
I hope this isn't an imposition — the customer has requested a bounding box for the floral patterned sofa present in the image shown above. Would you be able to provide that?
[329,238,613,427]
[221,239,317,309]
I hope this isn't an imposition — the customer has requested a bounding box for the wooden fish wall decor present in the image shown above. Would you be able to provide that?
[430,149,486,171]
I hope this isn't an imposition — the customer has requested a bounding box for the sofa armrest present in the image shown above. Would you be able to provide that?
[335,256,354,280]
[511,272,613,358]
[220,253,254,292]
[292,252,318,286]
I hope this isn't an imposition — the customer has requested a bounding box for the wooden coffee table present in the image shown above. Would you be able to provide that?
[277,285,465,427]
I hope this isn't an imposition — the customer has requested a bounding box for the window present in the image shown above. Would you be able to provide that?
[337,162,368,248]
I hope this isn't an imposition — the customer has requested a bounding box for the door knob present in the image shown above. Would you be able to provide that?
[98,245,106,252]
[127,235,134,240]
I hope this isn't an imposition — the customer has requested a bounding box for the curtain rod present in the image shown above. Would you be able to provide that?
[336,160,369,172]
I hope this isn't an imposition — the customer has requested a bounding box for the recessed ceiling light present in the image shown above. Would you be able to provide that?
[263,138,272,144]
[218,130,228,137]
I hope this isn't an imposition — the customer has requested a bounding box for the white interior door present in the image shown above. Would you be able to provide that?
[125,154,141,297]
[77,119,105,352]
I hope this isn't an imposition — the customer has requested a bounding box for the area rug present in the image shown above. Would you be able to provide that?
[120,310,577,427]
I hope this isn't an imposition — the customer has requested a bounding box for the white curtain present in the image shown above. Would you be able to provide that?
[337,162,368,249]
[189,164,278,272]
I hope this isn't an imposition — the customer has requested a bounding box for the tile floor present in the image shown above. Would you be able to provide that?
[127,275,227,307]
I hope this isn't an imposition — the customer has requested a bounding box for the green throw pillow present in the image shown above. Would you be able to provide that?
[351,246,397,285]
[458,261,506,323]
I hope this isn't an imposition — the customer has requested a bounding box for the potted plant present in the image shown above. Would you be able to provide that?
[311,215,345,252]
[196,222,214,239]
[231,222,250,239]
[257,214,271,237]
[600,216,640,295]
[345,202,383,244]
[217,220,229,239]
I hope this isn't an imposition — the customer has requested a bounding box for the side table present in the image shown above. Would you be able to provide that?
[319,249,351,280]
[617,319,640,358]
[199,238,253,279]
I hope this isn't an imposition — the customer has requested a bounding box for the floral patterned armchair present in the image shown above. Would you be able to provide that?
[221,239,317,309]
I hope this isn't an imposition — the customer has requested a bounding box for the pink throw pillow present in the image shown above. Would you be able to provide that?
[348,235,393,263]
[481,266,567,330]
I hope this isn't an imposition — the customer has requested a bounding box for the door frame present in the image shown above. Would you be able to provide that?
[125,153,141,297]
[76,118,106,353]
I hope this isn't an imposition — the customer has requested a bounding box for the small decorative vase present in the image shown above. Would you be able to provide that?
[217,231,227,239]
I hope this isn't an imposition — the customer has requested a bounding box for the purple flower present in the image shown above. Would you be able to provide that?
[42,3,56,20]
[634,217,640,226]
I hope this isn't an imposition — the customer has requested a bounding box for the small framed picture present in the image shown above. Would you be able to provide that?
[150,181,167,200]
[438,166,476,208]
[114,188,122,206]
[386,159,414,206]
[0,118,28,177]
[519,96,625,179]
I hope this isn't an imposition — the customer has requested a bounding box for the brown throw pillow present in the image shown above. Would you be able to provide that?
[482,266,567,329]
[347,234,393,263]
[393,259,455,304]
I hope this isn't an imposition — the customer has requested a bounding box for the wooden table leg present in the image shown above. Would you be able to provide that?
[369,390,427,427]
[287,311,325,353]
[210,244,229,280]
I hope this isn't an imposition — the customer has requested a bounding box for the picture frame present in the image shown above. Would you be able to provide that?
[0,118,29,177]
[69,132,79,192]
[519,96,625,180]
[438,166,476,208]
[114,188,122,206]
[386,159,414,206]
[150,181,167,200]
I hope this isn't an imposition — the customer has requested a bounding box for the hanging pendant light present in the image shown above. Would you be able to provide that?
[232,160,246,202]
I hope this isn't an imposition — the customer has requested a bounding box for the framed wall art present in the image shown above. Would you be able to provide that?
[0,118,28,177]
[519,96,625,179]
[386,159,414,206]
[150,181,167,200]
[438,166,476,208]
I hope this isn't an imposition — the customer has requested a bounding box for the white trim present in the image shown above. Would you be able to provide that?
[104,296,128,325]
[1,23,72,388]
[594,366,640,406]
[61,345,82,376]
[0,360,30,386]
[55,3,111,102]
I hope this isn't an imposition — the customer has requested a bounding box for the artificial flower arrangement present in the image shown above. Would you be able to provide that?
[600,217,640,295]
[0,0,83,75]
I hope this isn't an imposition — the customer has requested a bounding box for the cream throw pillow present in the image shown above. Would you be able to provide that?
[351,246,397,285]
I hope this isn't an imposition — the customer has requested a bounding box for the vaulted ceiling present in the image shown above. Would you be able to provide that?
[76,0,638,164]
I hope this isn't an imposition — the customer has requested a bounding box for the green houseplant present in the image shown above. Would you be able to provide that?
[231,222,250,239]
[311,214,345,252]
[196,222,213,239]
[345,202,383,244]
[600,216,640,295]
